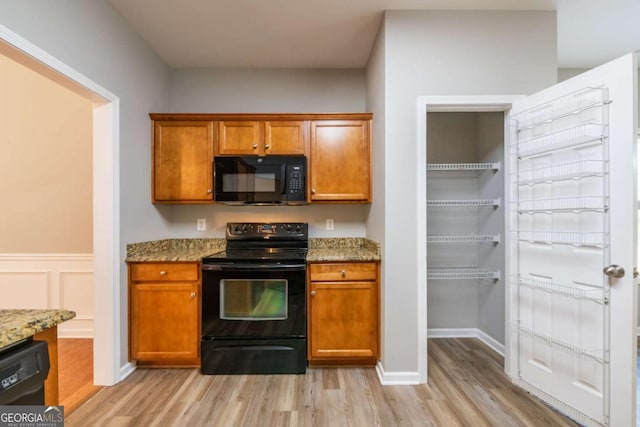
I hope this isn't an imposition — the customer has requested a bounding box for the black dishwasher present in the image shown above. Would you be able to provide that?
[0,339,50,405]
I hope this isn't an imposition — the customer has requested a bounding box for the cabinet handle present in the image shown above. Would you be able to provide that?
[190,292,197,298]
[264,144,270,149]
[253,143,258,149]
[159,270,167,276]
[310,290,317,296]
[341,270,346,278]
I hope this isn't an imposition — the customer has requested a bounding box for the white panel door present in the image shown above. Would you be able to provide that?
[508,53,637,426]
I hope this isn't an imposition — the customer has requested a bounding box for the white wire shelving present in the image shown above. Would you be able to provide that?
[427,234,500,243]
[427,162,501,172]
[514,230,608,247]
[514,160,608,186]
[514,123,606,158]
[426,267,500,280]
[516,196,607,214]
[513,275,607,304]
[514,324,608,364]
[513,87,608,132]
[427,198,501,208]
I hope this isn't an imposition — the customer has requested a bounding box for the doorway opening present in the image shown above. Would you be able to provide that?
[0,25,121,386]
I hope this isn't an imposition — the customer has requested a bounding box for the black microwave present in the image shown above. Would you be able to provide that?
[213,156,306,205]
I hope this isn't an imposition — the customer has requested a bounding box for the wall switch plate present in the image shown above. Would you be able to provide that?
[197,218,206,231]
[326,219,334,230]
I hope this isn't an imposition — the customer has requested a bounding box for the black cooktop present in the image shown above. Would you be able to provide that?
[203,247,308,263]
[202,222,309,264]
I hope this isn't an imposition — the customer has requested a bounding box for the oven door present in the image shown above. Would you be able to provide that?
[201,263,306,339]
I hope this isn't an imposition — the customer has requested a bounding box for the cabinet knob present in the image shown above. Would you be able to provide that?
[341,270,346,278]
[311,189,316,194]
[264,144,270,149]
[159,270,167,276]
[207,189,212,194]
[253,143,258,149]
[310,290,317,296]
[190,292,197,298]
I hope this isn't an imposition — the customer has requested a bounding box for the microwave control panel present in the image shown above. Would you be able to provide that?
[286,165,305,201]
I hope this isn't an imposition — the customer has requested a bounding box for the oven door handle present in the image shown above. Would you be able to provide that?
[202,263,306,272]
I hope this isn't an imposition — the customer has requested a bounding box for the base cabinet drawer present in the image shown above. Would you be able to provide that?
[307,262,379,366]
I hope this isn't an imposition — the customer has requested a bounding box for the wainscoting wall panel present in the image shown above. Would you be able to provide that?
[0,254,94,338]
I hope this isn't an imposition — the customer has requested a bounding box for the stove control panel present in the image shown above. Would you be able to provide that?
[226,222,308,240]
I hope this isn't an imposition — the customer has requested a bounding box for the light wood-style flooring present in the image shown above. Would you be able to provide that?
[58,338,102,415]
[67,338,578,426]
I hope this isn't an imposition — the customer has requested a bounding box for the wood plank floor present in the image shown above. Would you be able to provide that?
[58,338,102,415]
[67,338,579,426]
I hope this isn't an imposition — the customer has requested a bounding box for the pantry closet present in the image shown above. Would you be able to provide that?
[426,112,505,348]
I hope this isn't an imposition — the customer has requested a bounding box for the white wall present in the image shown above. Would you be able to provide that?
[169,68,365,113]
[0,1,171,371]
[164,67,369,237]
[365,19,387,363]
[368,10,557,377]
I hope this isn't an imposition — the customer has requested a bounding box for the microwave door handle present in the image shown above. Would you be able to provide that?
[280,164,287,194]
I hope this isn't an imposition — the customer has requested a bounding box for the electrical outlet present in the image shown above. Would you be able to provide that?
[326,219,334,230]
[197,218,206,231]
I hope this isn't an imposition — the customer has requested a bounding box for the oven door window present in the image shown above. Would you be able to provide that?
[220,279,287,320]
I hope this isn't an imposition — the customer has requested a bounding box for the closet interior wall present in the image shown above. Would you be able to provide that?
[426,112,506,346]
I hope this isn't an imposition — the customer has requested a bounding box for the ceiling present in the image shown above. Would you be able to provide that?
[107,0,640,69]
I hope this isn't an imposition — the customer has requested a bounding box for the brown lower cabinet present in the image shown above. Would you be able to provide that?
[128,262,200,366]
[307,262,379,366]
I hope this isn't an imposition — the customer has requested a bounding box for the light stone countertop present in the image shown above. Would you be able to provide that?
[0,309,76,350]
[126,238,226,262]
[126,237,380,263]
[306,238,380,262]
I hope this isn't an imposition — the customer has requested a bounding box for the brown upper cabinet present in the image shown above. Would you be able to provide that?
[310,120,371,202]
[152,120,214,203]
[149,113,372,204]
[217,120,306,156]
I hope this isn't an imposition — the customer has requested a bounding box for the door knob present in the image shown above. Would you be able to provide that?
[190,292,197,298]
[264,144,270,149]
[253,143,258,149]
[603,265,625,278]
[310,290,316,296]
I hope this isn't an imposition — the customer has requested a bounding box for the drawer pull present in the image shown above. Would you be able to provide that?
[190,292,197,298]
[253,143,258,149]
[341,270,346,278]
[310,290,317,296]
[159,270,167,276]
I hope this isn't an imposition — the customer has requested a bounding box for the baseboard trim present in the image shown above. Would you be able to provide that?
[375,361,421,385]
[428,328,505,356]
[119,362,136,382]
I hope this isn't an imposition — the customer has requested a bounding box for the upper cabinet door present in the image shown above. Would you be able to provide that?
[310,120,371,202]
[153,121,214,203]
[217,121,261,155]
[507,53,638,427]
[264,121,306,155]
[218,120,307,155]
